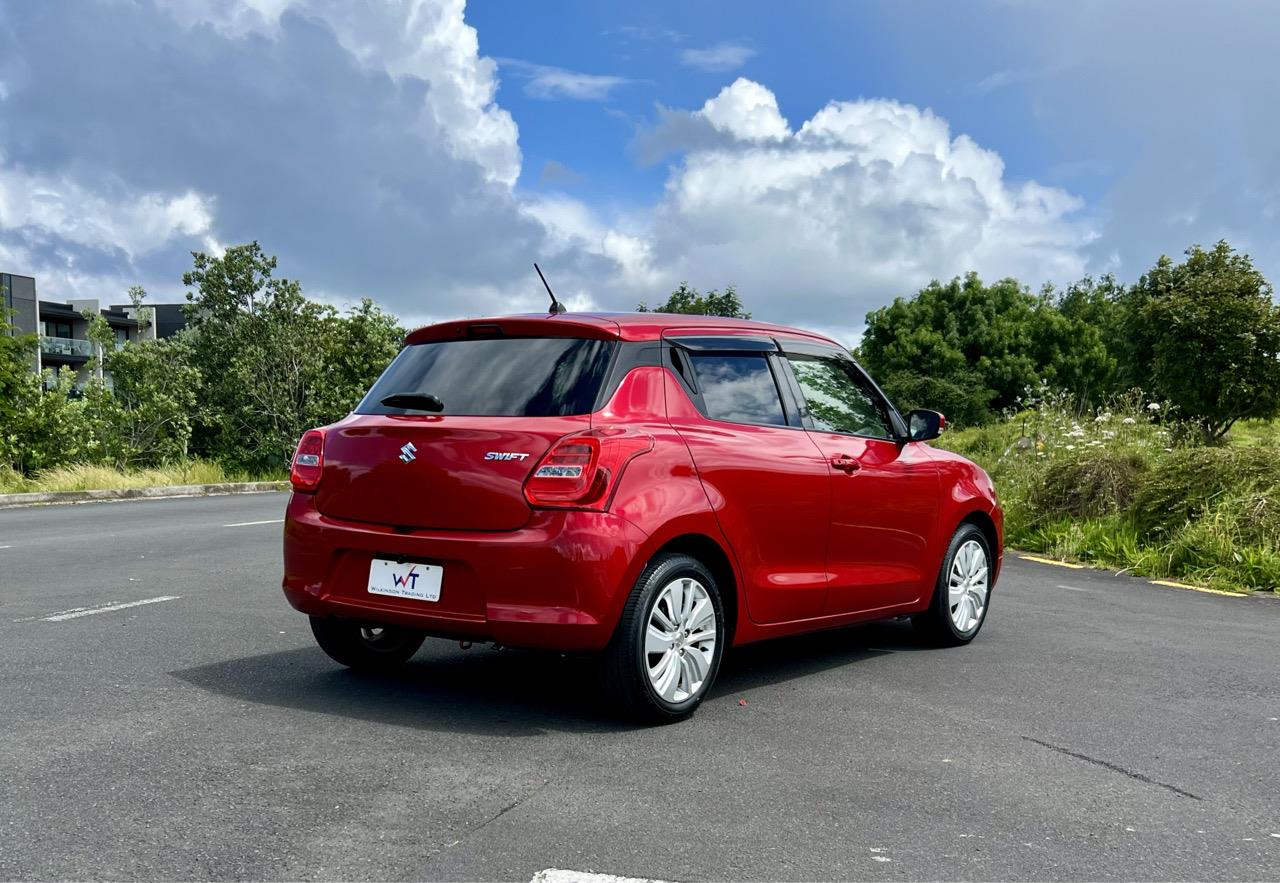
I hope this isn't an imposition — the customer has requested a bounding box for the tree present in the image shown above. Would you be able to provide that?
[1055,274,1125,399]
[181,243,405,471]
[638,283,751,318]
[126,285,154,337]
[102,338,201,465]
[859,273,1114,424]
[1120,241,1280,440]
[182,242,333,470]
[313,298,404,419]
[0,312,39,471]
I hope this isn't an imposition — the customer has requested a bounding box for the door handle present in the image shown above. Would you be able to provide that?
[831,454,861,473]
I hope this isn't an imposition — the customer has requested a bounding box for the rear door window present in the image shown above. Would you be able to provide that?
[358,337,614,416]
[688,353,787,426]
[787,354,896,439]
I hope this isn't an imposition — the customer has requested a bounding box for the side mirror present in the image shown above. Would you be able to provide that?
[907,409,946,442]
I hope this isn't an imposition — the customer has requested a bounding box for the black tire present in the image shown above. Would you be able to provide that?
[912,523,993,646]
[309,616,426,671]
[600,553,726,723]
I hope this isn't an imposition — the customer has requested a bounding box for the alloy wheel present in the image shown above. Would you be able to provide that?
[645,577,717,703]
[948,539,989,633]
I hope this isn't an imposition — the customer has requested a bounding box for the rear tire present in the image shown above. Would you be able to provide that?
[309,616,425,671]
[913,523,993,646]
[600,553,725,723]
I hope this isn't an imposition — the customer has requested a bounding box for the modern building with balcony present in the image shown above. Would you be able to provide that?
[2,271,189,389]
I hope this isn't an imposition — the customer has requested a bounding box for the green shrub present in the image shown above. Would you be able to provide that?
[1032,451,1149,518]
[1131,447,1280,538]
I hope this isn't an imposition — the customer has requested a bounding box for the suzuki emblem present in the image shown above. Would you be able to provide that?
[399,442,417,463]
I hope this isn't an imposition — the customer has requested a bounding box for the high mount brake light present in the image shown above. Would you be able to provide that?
[524,430,653,510]
[290,428,327,492]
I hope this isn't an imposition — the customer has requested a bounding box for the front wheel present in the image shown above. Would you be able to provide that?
[309,616,425,671]
[600,553,725,723]
[913,524,993,645]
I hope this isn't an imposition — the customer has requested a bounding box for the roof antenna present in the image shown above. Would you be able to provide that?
[534,262,567,315]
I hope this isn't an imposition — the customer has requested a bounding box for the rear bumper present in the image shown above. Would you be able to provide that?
[281,492,648,651]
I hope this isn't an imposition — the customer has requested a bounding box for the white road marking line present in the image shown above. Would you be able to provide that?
[531,872,672,883]
[223,518,284,527]
[0,544,12,549]
[13,605,98,623]
[1057,584,1091,593]
[39,596,180,622]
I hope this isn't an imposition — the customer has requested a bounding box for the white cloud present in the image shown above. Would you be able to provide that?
[972,62,1071,95]
[679,41,756,72]
[0,161,213,259]
[697,78,790,141]
[497,58,634,102]
[2,0,542,313]
[557,80,1094,333]
[158,0,521,186]
[606,24,686,44]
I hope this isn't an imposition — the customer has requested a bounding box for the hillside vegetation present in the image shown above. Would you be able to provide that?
[940,392,1280,592]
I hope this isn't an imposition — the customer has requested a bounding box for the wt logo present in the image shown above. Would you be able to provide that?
[399,442,417,463]
[392,566,420,591]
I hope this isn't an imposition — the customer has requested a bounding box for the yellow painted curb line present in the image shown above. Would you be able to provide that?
[1018,555,1085,569]
[1148,579,1245,598]
[1017,552,1256,596]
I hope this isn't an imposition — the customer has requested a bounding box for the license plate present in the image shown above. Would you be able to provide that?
[367,558,442,603]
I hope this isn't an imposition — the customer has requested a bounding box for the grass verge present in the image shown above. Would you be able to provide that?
[940,399,1279,593]
[0,460,286,494]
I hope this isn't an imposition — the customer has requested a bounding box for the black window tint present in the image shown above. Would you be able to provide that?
[788,355,895,438]
[358,337,614,417]
[689,354,787,426]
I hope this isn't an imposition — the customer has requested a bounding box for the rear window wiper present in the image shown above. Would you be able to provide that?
[380,392,444,412]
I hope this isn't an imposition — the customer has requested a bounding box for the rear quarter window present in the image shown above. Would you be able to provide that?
[689,353,787,426]
[358,337,614,417]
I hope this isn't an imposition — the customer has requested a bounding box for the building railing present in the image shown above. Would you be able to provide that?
[39,335,95,357]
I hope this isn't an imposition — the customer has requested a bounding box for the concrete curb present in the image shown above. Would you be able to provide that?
[0,481,289,509]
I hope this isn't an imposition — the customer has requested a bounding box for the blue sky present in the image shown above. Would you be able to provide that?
[1,0,1276,342]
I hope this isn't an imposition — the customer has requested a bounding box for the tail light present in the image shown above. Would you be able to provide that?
[524,429,653,511]
[290,428,327,492]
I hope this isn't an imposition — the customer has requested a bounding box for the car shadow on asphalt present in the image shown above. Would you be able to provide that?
[170,619,928,736]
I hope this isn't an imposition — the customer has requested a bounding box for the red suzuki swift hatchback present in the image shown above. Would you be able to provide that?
[282,312,1002,721]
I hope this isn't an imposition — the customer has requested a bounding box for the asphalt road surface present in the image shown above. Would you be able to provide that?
[1,492,1278,881]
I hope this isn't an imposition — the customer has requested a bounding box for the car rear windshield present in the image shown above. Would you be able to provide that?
[357,336,615,417]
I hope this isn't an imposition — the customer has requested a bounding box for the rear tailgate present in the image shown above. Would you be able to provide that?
[314,414,589,531]
[314,324,620,531]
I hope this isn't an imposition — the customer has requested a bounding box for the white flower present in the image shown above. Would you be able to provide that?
[1066,444,1076,450]
[1122,417,1137,425]
[1147,402,1161,411]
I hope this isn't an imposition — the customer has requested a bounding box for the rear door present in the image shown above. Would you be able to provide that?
[315,334,615,531]
[664,334,831,624]
[778,342,940,614]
